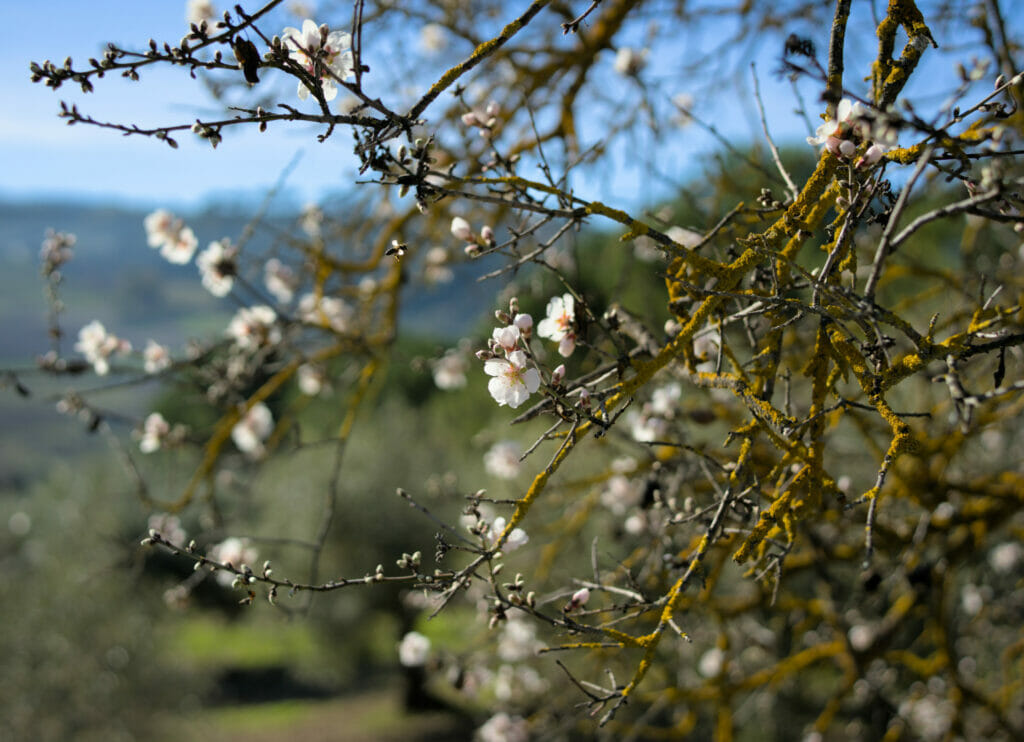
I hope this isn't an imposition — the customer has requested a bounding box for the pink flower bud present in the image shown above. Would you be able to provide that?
[481,225,496,246]
[513,313,533,335]
[476,348,495,361]
[564,586,590,612]
[461,112,480,127]
[551,364,566,385]
[464,243,481,257]
[450,216,474,242]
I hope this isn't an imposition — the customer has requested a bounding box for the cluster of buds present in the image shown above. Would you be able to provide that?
[807,98,898,169]
[191,120,223,148]
[451,216,496,257]
[461,101,501,137]
[40,230,75,276]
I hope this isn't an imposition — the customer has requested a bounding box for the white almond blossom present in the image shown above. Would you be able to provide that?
[264,258,298,304]
[397,631,431,667]
[196,239,237,297]
[601,474,643,515]
[432,348,469,390]
[423,246,453,284]
[282,19,354,102]
[74,320,131,375]
[186,0,217,28]
[147,512,186,547]
[208,536,258,586]
[490,516,528,551]
[613,46,647,76]
[419,23,446,53]
[144,209,198,265]
[491,324,521,354]
[297,363,328,396]
[298,293,354,333]
[139,412,171,453]
[231,402,273,457]
[537,293,577,357]
[989,541,1023,573]
[226,305,280,351]
[476,713,529,742]
[484,440,522,480]
[484,350,540,408]
[143,340,171,374]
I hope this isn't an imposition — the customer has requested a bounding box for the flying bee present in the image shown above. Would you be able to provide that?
[232,38,261,84]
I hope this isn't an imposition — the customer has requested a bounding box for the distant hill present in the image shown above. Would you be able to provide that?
[0,196,501,488]
[0,198,500,361]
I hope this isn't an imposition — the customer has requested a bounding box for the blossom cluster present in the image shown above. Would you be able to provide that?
[481,305,539,409]
[74,320,131,376]
[451,216,496,257]
[806,98,898,168]
[281,19,354,102]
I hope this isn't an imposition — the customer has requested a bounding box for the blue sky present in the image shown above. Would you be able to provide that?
[2,1,810,212]
[3,1,357,209]
[2,2,1012,212]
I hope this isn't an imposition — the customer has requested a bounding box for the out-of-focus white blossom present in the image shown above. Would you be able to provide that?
[423,246,453,284]
[484,351,540,408]
[282,19,354,101]
[847,624,874,651]
[231,402,274,457]
[613,46,647,76]
[144,209,198,265]
[143,340,171,374]
[186,0,217,27]
[601,474,643,515]
[298,293,354,333]
[40,230,75,273]
[537,293,576,357]
[208,536,258,586]
[490,516,528,551]
[484,441,522,480]
[498,614,542,662]
[148,512,186,547]
[419,23,446,53]
[196,239,237,297]
[432,347,469,390]
[666,225,702,248]
[264,258,298,304]
[74,320,131,375]
[140,412,171,453]
[299,202,323,237]
[297,363,327,396]
[226,305,280,350]
[961,583,984,616]
[899,694,955,741]
[397,631,431,667]
[476,712,529,742]
[672,92,694,126]
[698,647,724,677]
[649,382,682,417]
[989,541,1023,573]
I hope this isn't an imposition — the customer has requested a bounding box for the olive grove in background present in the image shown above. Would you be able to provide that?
[9,0,1024,739]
